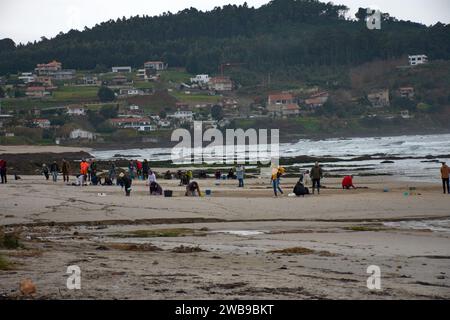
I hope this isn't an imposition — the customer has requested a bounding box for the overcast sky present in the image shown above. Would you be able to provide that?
[1,0,449,44]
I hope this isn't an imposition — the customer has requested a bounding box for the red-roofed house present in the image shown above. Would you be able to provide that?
[267,93,300,117]
[25,86,50,98]
[304,92,329,108]
[35,60,62,76]
[209,76,233,91]
[32,118,51,128]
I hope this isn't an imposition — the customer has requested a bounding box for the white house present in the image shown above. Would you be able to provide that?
[119,88,144,96]
[190,74,210,85]
[67,105,86,116]
[168,110,194,122]
[112,66,132,73]
[19,72,35,84]
[110,117,155,131]
[158,119,172,128]
[69,129,95,140]
[408,55,428,66]
[144,61,167,71]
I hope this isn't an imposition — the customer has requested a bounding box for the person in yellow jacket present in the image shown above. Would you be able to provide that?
[271,167,285,197]
[441,162,450,194]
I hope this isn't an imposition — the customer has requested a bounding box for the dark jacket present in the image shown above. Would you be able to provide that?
[62,161,70,173]
[310,166,323,180]
[50,163,59,172]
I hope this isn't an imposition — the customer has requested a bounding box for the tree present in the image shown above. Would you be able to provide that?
[99,105,118,119]
[97,86,115,102]
[0,38,15,53]
[159,110,167,119]
[211,105,224,120]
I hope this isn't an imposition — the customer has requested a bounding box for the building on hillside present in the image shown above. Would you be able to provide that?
[35,60,62,76]
[119,88,144,96]
[304,92,329,109]
[19,72,35,84]
[267,93,300,117]
[408,54,428,66]
[136,69,147,80]
[35,76,53,87]
[32,118,51,129]
[209,76,233,91]
[168,110,194,123]
[69,129,96,140]
[53,70,75,80]
[66,105,86,116]
[110,117,155,131]
[82,75,99,85]
[25,86,50,98]
[112,75,128,85]
[158,119,172,128]
[367,89,390,108]
[112,66,132,73]
[190,74,210,85]
[144,61,167,71]
[398,87,415,99]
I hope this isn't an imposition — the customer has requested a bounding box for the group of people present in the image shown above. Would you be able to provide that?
[272,162,325,198]
[3,156,449,198]
[214,165,245,187]
[41,159,71,182]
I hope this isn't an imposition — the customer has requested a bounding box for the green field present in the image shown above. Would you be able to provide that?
[159,70,192,83]
[170,91,221,104]
[52,86,99,101]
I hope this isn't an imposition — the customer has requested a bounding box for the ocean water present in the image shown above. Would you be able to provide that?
[384,219,450,233]
[91,133,450,182]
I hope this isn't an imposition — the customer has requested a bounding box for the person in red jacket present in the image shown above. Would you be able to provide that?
[0,159,7,184]
[342,175,356,189]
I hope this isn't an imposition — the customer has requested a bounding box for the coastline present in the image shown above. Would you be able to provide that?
[1,175,449,299]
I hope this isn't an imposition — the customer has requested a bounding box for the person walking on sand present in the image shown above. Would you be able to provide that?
[441,162,450,194]
[62,159,70,183]
[271,167,284,197]
[50,161,59,182]
[310,162,323,195]
[0,159,7,184]
[142,159,149,180]
[236,165,245,188]
[109,162,117,185]
[42,164,50,180]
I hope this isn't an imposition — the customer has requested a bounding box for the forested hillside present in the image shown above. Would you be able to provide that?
[0,0,449,75]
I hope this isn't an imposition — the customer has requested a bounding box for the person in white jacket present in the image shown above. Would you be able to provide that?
[147,170,157,185]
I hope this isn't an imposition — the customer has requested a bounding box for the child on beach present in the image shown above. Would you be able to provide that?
[42,164,49,180]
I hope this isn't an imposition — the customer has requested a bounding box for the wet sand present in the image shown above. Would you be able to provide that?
[1,175,449,300]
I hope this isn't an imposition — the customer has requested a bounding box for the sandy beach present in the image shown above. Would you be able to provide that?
[1,173,449,300]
